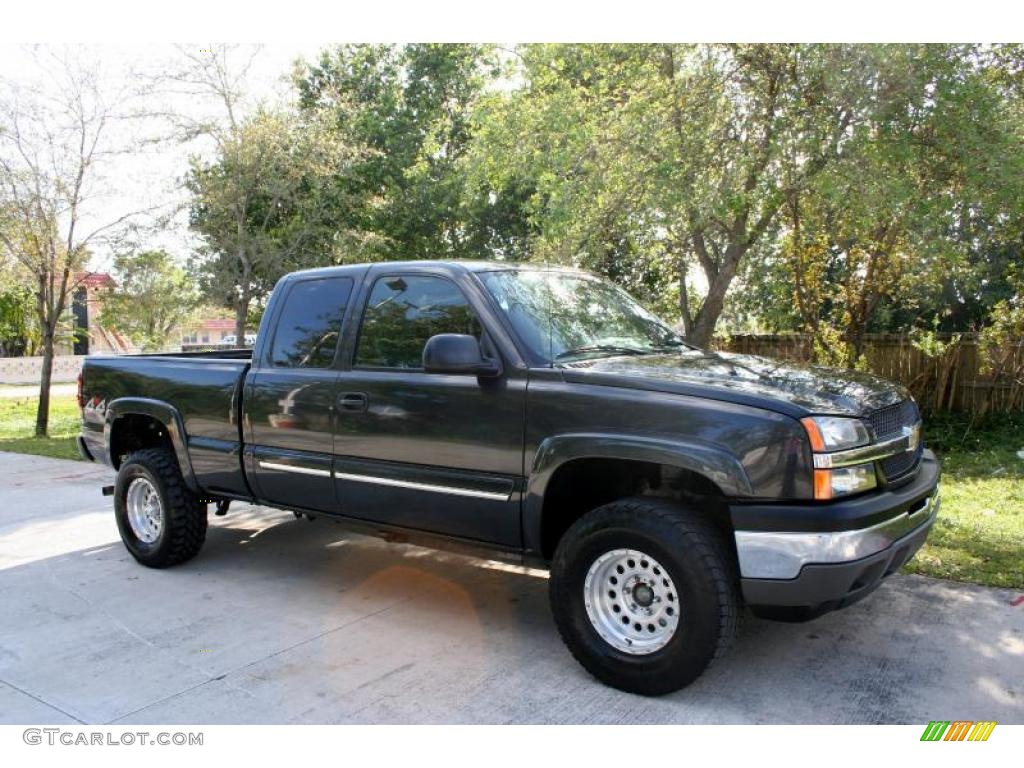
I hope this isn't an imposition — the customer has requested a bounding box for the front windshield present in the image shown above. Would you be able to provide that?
[479,269,690,364]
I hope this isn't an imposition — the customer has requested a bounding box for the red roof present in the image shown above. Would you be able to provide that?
[199,318,235,331]
[76,272,116,289]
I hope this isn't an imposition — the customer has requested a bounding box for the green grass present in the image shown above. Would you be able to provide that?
[905,413,1024,589]
[0,394,1021,588]
[0,394,82,460]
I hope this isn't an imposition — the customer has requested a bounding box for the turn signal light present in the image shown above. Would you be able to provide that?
[801,417,827,452]
[813,464,878,500]
[813,469,833,500]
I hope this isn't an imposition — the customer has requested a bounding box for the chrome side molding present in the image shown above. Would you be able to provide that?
[257,460,512,502]
[335,472,511,502]
[257,460,332,478]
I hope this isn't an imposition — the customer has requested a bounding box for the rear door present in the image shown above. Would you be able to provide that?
[244,275,353,511]
[332,267,527,546]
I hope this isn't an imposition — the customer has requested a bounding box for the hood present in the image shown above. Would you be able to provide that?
[558,349,909,417]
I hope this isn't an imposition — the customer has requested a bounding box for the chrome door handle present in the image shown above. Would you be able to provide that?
[337,392,368,413]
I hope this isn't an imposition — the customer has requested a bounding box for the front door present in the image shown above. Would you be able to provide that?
[246,275,354,512]
[333,269,526,546]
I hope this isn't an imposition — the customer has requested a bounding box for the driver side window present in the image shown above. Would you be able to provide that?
[355,275,482,369]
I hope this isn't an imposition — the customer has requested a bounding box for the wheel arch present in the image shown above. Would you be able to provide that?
[524,433,751,561]
[105,398,199,492]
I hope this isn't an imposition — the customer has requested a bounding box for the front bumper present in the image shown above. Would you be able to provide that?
[732,450,940,620]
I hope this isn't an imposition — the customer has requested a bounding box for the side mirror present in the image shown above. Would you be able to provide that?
[423,334,502,378]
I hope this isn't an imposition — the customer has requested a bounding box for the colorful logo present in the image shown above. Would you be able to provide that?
[920,721,996,741]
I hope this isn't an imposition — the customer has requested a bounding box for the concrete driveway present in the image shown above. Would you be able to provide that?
[0,451,1021,725]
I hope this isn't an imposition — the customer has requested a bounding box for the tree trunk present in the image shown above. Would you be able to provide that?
[233,293,249,345]
[670,241,693,337]
[847,291,880,362]
[685,245,746,348]
[677,261,692,338]
[35,332,55,438]
[234,221,249,344]
[687,288,726,348]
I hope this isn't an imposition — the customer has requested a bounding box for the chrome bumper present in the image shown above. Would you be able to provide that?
[734,487,940,580]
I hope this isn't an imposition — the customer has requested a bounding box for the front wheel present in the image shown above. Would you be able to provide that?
[114,448,207,568]
[549,497,738,695]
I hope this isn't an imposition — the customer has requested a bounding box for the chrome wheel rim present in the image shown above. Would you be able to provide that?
[584,548,680,655]
[125,477,163,544]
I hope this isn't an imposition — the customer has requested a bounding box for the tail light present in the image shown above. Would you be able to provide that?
[76,371,85,409]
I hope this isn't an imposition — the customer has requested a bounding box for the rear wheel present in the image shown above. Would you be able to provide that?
[549,496,738,695]
[114,448,207,568]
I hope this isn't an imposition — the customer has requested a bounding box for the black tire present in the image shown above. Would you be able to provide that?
[549,496,738,696]
[114,448,207,568]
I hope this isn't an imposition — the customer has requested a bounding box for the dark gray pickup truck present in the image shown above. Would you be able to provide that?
[78,260,940,695]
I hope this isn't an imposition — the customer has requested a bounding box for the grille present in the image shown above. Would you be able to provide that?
[881,445,923,480]
[868,400,922,481]
[868,399,919,440]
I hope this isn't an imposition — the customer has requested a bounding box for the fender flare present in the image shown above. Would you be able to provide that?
[522,432,752,557]
[104,397,199,492]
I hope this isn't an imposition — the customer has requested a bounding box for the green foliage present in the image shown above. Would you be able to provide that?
[99,250,199,351]
[294,44,532,262]
[0,280,39,356]
[188,43,1023,356]
[978,264,1024,373]
[909,326,961,360]
[187,107,367,334]
[733,45,1024,358]
[470,44,902,345]
[973,263,1024,412]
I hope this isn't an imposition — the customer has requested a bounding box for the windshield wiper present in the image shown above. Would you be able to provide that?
[554,344,651,361]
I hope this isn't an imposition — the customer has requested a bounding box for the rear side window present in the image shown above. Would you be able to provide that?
[356,274,481,369]
[269,277,353,368]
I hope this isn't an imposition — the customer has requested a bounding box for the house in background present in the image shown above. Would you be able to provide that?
[70,272,136,355]
[180,317,236,348]
[60,274,241,355]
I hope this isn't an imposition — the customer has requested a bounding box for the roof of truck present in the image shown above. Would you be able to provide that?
[284,260,585,281]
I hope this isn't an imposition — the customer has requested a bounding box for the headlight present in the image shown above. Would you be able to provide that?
[802,416,875,500]
[801,416,869,452]
[814,462,878,500]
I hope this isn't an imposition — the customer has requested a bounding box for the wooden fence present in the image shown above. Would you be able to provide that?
[715,333,1024,416]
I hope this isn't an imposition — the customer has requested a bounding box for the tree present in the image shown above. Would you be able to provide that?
[0,276,39,357]
[736,45,1024,361]
[294,43,532,262]
[187,107,364,340]
[978,262,1024,413]
[99,249,199,351]
[473,44,888,346]
[0,49,157,436]
[171,46,370,340]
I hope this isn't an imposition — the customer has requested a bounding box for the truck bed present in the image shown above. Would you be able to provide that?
[80,351,252,496]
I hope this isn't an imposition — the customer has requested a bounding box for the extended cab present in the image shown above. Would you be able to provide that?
[78,261,940,695]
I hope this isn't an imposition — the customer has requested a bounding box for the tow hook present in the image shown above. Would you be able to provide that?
[215,499,231,517]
